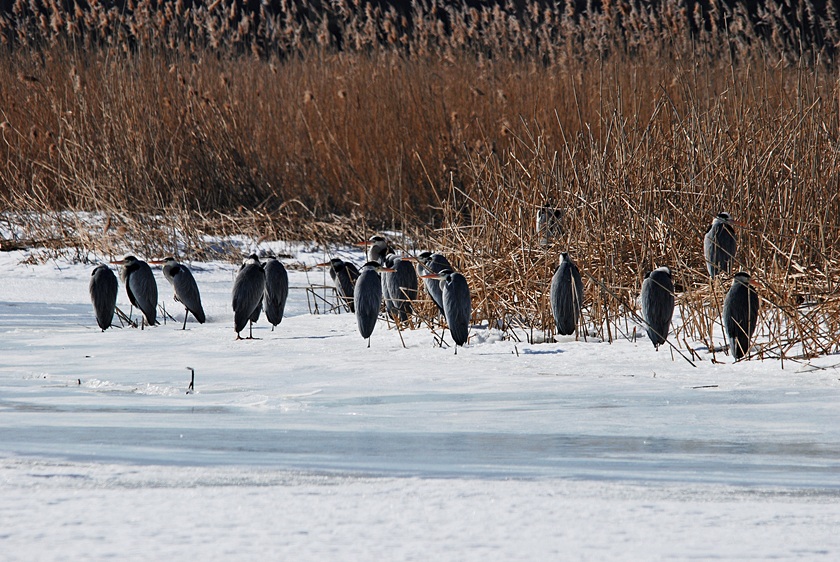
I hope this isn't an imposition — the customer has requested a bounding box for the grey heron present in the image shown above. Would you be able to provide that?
[723,271,759,361]
[359,235,391,265]
[640,266,675,350]
[89,264,118,331]
[111,255,158,329]
[414,251,452,316]
[536,205,563,246]
[314,258,360,312]
[232,254,265,339]
[263,257,289,330]
[421,269,472,353]
[353,261,394,347]
[153,257,205,330]
[549,252,584,336]
[704,212,740,278]
[382,253,418,323]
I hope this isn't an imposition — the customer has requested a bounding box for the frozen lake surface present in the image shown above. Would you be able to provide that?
[1,248,839,560]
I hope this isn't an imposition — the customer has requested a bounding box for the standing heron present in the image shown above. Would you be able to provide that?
[421,269,471,353]
[549,252,584,337]
[112,255,158,329]
[415,251,453,316]
[232,254,265,339]
[361,235,391,265]
[263,257,289,330]
[536,205,563,246]
[353,261,394,347]
[154,257,205,330]
[640,266,675,350]
[723,272,759,361]
[314,258,360,312]
[704,212,739,279]
[382,253,418,323]
[89,264,118,331]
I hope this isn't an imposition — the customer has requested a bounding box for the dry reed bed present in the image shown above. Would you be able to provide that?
[1,1,840,361]
[1,0,838,219]
[422,59,840,362]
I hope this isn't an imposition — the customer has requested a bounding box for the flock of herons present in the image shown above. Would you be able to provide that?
[87,211,758,360]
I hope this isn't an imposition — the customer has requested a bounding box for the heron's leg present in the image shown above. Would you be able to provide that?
[367,338,371,349]
[392,315,407,349]
[182,309,190,330]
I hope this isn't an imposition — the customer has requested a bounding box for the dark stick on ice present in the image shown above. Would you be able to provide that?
[160,303,178,325]
[115,306,137,329]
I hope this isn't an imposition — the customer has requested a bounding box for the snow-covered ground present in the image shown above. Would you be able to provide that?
[1,245,839,560]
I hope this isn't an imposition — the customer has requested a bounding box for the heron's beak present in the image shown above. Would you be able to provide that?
[313,262,331,268]
[379,267,396,273]
[110,260,125,265]
[730,219,746,228]
[420,273,442,279]
[402,256,419,262]
[353,241,370,247]
[148,260,167,265]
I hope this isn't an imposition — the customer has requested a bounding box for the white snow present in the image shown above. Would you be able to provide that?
[1,247,840,560]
